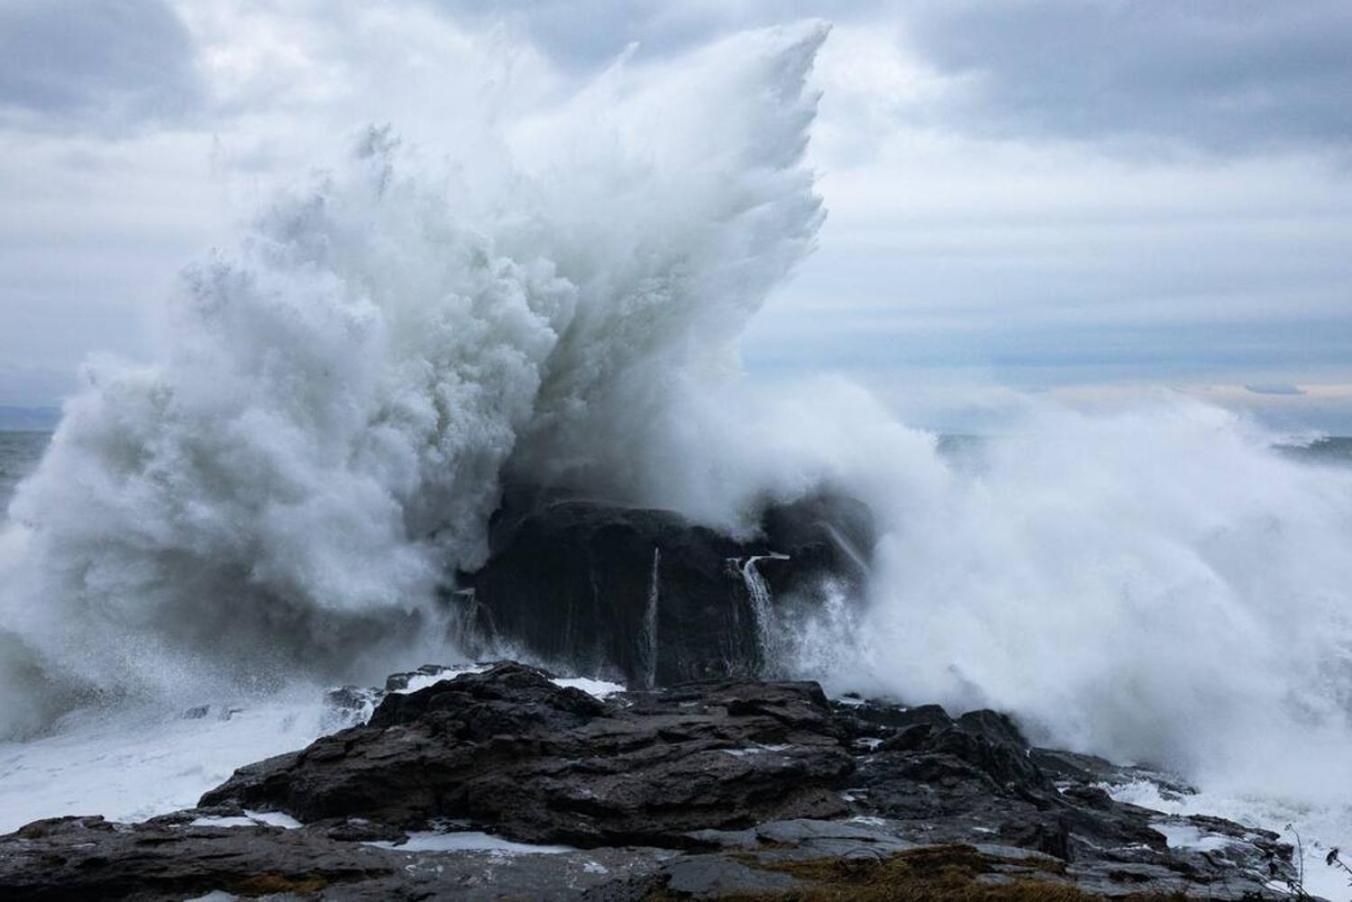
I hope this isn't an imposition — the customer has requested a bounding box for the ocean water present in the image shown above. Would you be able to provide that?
[1279,435,1352,467]
[0,432,49,513]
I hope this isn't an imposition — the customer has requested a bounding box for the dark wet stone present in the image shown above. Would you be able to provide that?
[661,855,804,896]
[0,815,669,901]
[1,661,1300,901]
[452,485,874,686]
[202,662,854,847]
[0,815,398,900]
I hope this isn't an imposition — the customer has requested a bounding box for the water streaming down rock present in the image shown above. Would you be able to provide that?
[640,548,660,689]
[456,485,873,685]
[737,553,790,673]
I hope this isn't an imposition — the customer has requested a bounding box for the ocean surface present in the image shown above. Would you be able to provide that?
[7,430,1350,512]
[0,431,50,513]
[1278,435,1352,466]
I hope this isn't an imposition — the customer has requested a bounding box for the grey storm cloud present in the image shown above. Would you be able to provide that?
[0,0,201,134]
[904,0,1352,154]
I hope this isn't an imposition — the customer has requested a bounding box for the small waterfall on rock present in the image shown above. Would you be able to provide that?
[448,587,493,652]
[640,548,661,689]
[739,554,790,672]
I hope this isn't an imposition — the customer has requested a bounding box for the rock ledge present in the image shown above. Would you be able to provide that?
[0,662,1299,900]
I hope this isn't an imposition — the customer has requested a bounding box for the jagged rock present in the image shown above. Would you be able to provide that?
[0,815,399,900]
[0,813,1292,901]
[1031,746,1198,798]
[452,486,874,686]
[0,661,1301,900]
[202,662,855,847]
[0,815,672,901]
[323,686,383,722]
[832,695,1295,894]
[662,855,805,896]
[383,664,469,692]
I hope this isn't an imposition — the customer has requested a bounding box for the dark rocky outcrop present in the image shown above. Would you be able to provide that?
[451,486,874,686]
[0,815,401,900]
[0,662,1301,900]
[832,698,1291,887]
[0,814,667,901]
[202,662,854,846]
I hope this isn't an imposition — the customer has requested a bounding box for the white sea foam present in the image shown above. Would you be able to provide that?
[393,668,625,700]
[366,830,574,855]
[1151,821,1233,854]
[804,403,1352,776]
[1110,779,1352,899]
[0,693,330,833]
[0,21,828,718]
[552,677,626,700]
[189,812,302,829]
[391,665,491,695]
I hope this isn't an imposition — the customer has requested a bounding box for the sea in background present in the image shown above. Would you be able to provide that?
[0,431,50,512]
[1278,435,1352,466]
[7,430,1352,512]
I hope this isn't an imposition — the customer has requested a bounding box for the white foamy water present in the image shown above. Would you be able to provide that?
[0,21,827,720]
[366,831,574,855]
[190,811,303,829]
[552,677,627,700]
[0,18,1349,888]
[0,693,330,833]
[1112,780,1352,900]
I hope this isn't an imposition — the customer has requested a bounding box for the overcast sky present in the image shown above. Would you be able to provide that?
[2,0,1351,432]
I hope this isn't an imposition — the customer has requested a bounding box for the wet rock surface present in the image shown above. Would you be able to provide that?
[201,662,854,846]
[1,662,1301,900]
[453,486,873,686]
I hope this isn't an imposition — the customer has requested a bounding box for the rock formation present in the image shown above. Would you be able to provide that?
[451,486,874,685]
[0,662,1300,900]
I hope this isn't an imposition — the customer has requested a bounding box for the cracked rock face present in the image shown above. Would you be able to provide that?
[0,814,670,901]
[1,662,1298,900]
[202,662,855,846]
[453,487,874,686]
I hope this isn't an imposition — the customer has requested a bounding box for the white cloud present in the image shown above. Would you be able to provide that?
[1,0,1351,432]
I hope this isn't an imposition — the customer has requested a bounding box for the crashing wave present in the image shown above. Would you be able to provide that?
[0,22,829,718]
[0,19,1350,833]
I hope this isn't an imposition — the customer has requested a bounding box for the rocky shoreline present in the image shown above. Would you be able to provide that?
[0,661,1302,900]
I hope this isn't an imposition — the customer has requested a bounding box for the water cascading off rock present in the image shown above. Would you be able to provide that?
[452,485,873,685]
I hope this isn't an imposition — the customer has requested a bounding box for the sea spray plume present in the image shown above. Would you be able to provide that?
[505,22,829,525]
[0,22,832,724]
[1,134,573,704]
[792,399,1352,795]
